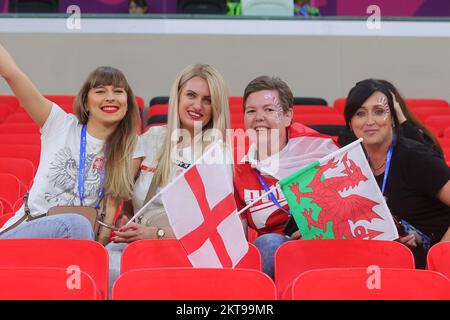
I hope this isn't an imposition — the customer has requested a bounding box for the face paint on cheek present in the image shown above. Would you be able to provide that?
[263,94,284,124]
[378,96,390,121]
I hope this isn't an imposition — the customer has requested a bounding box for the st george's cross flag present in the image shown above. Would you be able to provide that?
[161,142,248,268]
[279,138,399,241]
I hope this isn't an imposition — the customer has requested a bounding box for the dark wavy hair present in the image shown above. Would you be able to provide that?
[342,79,400,143]
[377,79,443,155]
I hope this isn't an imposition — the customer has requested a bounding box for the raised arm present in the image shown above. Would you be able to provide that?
[0,44,52,127]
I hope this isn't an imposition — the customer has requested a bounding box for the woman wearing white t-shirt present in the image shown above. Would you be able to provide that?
[106,64,231,291]
[0,44,140,245]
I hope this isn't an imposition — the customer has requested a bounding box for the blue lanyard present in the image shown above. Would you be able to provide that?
[79,125,105,208]
[256,171,291,216]
[381,135,396,195]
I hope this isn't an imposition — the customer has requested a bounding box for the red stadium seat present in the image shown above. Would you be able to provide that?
[0,173,25,208]
[229,96,243,113]
[0,213,14,227]
[0,144,40,168]
[288,268,450,300]
[0,199,13,216]
[44,95,75,106]
[0,267,98,300]
[6,112,35,124]
[0,96,20,111]
[293,113,345,125]
[406,98,449,109]
[248,227,258,243]
[332,97,346,114]
[274,239,415,299]
[0,133,40,145]
[410,107,450,124]
[112,268,276,300]
[425,115,450,137]
[292,105,336,114]
[121,239,261,273]
[0,239,109,299]
[427,242,450,279]
[135,95,145,109]
[0,158,36,189]
[444,127,450,138]
[0,106,12,123]
[147,103,168,119]
[0,123,40,134]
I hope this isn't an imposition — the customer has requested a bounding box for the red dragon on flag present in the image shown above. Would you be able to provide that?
[279,139,398,241]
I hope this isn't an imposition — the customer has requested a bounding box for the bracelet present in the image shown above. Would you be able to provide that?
[97,220,119,231]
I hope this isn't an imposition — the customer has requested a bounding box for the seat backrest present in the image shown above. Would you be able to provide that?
[44,95,75,106]
[443,127,450,138]
[0,173,24,206]
[0,133,40,145]
[0,267,98,300]
[293,113,345,125]
[292,105,337,115]
[427,242,450,279]
[289,268,450,300]
[147,103,169,118]
[149,96,169,106]
[229,96,244,113]
[0,213,14,227]
[333,97,347,114]
[406,98,449,109]
[0,123,40,134]
[0,199,13,216]
[425,115,450,137]
[274,239,415,298]
[293,97,328,106]
[410,106,450,124]
[112,268,276,300]
[0,239,109,299]
[0,96,20,111]
[241,0,293,16]
[0,157,36,189]
[0,144,41,168]
[121,239,261,273]
[177,0,228,14]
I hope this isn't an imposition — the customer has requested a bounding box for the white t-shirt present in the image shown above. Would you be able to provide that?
[132,126,202,227]
[0,104,142,233]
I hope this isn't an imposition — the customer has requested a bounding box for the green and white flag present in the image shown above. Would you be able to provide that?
[279,139,399,241]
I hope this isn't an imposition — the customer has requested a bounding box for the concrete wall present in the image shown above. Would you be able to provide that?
[1,24,449,107]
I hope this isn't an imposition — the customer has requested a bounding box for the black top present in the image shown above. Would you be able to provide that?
[374,137,450,244]
[400,121,443,157]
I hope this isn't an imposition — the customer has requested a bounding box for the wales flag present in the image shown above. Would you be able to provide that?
[279,139,399,241]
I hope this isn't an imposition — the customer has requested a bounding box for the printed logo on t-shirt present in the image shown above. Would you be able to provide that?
[243,188,288,230]
[44,147,103,206]
[92,157,104,170]
[176,160,191,170]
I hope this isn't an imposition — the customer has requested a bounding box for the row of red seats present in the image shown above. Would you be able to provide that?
[0,95,145,133]
[0,238,448,300]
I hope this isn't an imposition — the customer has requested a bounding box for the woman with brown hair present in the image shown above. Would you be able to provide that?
[0,43,140,245]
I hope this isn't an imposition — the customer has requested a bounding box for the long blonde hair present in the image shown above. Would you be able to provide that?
[152,64,230,188]
[74,66,139,199]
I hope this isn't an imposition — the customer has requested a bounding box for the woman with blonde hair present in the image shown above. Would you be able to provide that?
[0,44,140,245]
[106,63,231,290]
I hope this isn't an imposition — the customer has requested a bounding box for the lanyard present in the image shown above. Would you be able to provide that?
[380,135,396,195]
[78,125,105,208]
[256,171,291,216]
